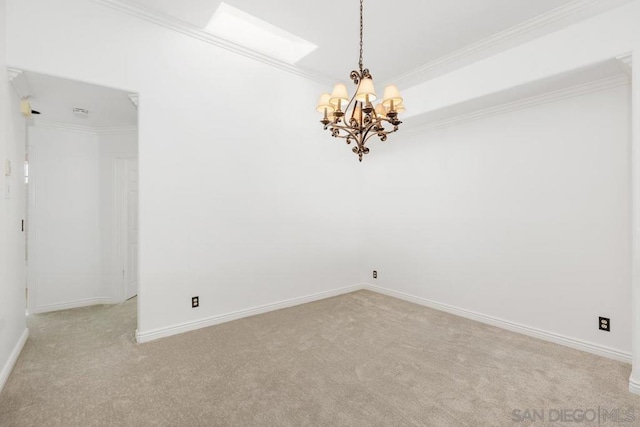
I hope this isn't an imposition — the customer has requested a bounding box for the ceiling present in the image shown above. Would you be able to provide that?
[17,1,627,131]
[22,71,137,128]
[125,0,576,83]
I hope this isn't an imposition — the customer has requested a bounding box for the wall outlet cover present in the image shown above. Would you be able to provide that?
[599,317,610,332]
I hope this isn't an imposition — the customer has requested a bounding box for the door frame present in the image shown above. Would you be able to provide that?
[114,156,138,303]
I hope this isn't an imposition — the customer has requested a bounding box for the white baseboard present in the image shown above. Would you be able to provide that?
[629,375,640,395]
[362,284,632,364]
[33,297,115,314]
[136,284,363,343]
[135,282,632,365]
[0,328,29,393]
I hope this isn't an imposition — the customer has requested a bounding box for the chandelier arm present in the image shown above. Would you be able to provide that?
[329,124,359,141]
[363,114,385,135]
[329,123,354,131]
[364,128,394,144]
[341,88,361,121]
[359,122,375,144]
[329,119,360,132]
[376,118,403,128]
[363,133,377,144]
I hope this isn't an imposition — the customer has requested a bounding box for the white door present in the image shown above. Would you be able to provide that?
[120,158,138,300]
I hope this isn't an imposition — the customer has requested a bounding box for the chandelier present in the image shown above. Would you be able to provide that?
[316,0,404,162]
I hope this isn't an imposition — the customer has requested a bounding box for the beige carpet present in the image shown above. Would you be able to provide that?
[0,290,637,426]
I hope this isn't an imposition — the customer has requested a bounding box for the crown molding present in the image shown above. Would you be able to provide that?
[403,73,630,136]
[7,68,22,82]
[31,120,96,135]
[91,0,334,86]
[617,52,633,76]
[31,119,137,136]
[92,0,630,90]
[617,53,633,67]
[128,93,139,109]
[389,0,634,88]
[7,67,33,99]
[96,125,138,135]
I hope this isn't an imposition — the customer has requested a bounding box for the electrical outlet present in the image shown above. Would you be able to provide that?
[373,270,377,279]
[599,317,610,332]
[192,296,199,308]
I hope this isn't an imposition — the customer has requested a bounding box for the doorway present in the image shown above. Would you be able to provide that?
[17,70,139,334]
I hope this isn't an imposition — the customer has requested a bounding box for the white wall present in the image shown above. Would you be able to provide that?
[27,126,138,312]
[99,130,137,301]
[0,0,28,391]
[362,85,632,355]
[6,0,362,337]
[27,125,102,312]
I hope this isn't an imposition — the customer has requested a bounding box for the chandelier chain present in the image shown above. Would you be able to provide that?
[359,0,364,73]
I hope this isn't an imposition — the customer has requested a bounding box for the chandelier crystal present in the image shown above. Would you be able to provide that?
[316,0,404,162]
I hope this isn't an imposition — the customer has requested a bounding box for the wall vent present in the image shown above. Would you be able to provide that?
[72,108,89,119]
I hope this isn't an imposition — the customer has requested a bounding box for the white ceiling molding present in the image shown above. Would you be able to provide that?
[91,0,632,90]
[31,119,97,135]
[32,119,137,136]
[403,73,630,136]
[617,53,633,76]
[7,68,33,99]
[96,125,138,135]
[128,94,139,109]
[91,0,334,86]
[388,0,634,88]
[7,68,22,82]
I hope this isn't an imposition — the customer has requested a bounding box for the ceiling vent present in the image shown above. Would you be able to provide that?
[72,108,89,119]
